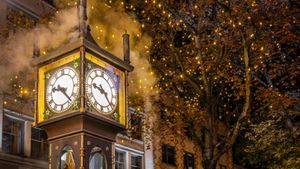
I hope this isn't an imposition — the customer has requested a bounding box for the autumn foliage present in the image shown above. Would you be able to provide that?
[124,0,299,168]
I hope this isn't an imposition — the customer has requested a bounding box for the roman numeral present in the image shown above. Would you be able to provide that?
[49,99,54,104]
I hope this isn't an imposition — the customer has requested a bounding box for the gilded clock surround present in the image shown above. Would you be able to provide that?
[38,52,81,122]
[45,66,80,114]
[86,67,118,114]
[37,51,126,125]
[85,54,125,122]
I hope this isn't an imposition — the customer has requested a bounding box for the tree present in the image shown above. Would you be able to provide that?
[123,0,299,168]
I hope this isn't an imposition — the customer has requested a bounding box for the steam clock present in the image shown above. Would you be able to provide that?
[33,0,133,168]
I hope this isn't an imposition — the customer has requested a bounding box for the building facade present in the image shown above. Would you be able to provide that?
[152,122,233,169]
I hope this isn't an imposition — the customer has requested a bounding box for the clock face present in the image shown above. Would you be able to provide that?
[46,67,79,113]
[86,68,118,114]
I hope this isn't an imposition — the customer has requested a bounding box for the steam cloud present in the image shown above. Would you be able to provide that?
[0,0,158,128]
[0,1,158,134]
[87,0,158,110]
[0,7,78,91]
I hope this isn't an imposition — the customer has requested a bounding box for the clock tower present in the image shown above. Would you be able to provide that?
[33,0,133,168]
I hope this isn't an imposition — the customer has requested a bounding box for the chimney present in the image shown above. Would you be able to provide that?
[78,0,87,38]
[123,31,130,64]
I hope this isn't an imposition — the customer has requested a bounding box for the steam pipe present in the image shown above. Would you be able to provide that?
[123,31,130,64]
[78,0,87,38]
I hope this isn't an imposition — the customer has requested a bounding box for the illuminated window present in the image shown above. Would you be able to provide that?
[60,146,75,169]
[115,150,126,169]
[89,147,106,169]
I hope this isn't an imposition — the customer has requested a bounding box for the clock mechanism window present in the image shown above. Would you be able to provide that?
[46,67,79,113]
[86,68,119,114]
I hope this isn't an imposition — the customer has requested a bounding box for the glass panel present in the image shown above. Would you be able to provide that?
[184,153,194,169]
[31,140,41,157]
[131,155,142,169]
[60,148,75,169]
[161,145,175,166]
[31,127,48,160]
[167,147,175,165]
[2,116,23,154]
[162,145,167,163]
[115,150,126,169]
[89,152,104,169]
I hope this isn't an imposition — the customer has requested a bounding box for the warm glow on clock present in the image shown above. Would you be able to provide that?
[86,53,126,125]
[86,68,118,114]
[37,52,80,123]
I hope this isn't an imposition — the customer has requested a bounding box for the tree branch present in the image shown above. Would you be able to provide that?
[173,51,203,95]
[160,1,198,33]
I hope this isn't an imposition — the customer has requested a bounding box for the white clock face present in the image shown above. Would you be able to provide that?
[46,67,79,113]
[86,68,118,114]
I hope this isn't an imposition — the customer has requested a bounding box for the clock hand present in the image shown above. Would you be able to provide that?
[53,85,72,102]
[92,83,113,107]
[52,86,60,93]
[93,83,106,95]
[99,84,113,107]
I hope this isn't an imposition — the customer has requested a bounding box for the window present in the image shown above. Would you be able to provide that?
[115,150,126,169]
[162,144,176,166]
[89,147,106,169]
[184,152,194,169]
[2,115,24,154]
[131,155,142,169]
[60,146,75,169]
[115,145,144,169]
[31,127,48,160]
